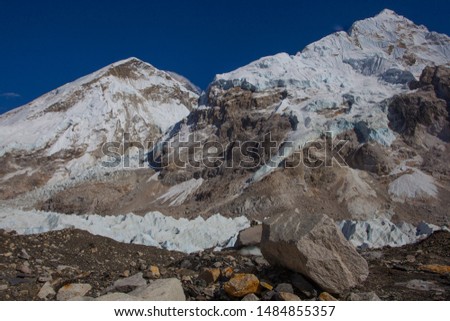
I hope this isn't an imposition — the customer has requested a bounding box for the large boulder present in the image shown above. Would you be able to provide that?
[260,212,369,294]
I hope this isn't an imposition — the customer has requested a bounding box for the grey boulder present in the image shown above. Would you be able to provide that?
[260,211,369,294]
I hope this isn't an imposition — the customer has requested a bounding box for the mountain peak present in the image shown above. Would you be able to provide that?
[349,8,417,36]
[376,8,399,18]
[109,57,148,69]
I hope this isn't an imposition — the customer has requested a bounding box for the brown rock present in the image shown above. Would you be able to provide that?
[278,292,301,301]
[221,267,234,279]
[259,281,273,291]
[319,292,338,301]
[144,266,161,279]
[198,268,220,284]
[419,264,450,275]
[224,274,259,298]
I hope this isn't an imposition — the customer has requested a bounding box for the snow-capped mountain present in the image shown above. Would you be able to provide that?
[0,57,199,199]
[202,9,450,182]
[151,9,450,232]
[0,57,198,158]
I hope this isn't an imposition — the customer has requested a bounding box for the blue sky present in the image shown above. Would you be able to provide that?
[1,0,449,114]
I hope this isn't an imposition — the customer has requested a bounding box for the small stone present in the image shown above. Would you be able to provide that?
[18,249,30,260]
[121,270,131,277]
[38,274,52,283]
[240,257,253,266]
[96,293,144,301]
[17,264,32,275]
[319,292,338,301]
[275,283,294,294]
[57,283,92,301]
[278,292,301,301]
[198,268,220,284]
[418,264,450,275]
[57,265,76,273]
[143,266,160,279]
[261,290,276,301]
[242,293,260,301]
[225,255,236,262]
[254,257,270,267]
[37,282,56,300]
[347,292,381,301]
[203,286,215,298]
[221,267,233,279]
[224,273,259,298]
[180,259,192,269]
[139,263,147,271]
[405,255,416,263]
[399,279,444,292]
[259,281,273,291]
[19,290,29,297]
[213,261,223,268]
[181,275,192,283]
[0,284,8,291]
[113,272,147,292]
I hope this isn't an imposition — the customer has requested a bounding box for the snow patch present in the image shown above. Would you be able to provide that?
[157,178,203,206]
[389,169,438,202]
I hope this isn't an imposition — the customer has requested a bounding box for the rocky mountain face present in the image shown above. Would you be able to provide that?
[148,9,450,231]
[0,9,450,301]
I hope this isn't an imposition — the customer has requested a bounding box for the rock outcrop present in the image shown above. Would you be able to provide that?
[389,65,450,141]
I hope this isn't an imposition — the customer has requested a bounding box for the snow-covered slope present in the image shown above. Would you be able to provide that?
[206,9,450,182]
[0,57,198,158]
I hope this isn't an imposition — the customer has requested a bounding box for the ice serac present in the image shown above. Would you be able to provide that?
[260,211,369,294]
[0,206,250,253]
